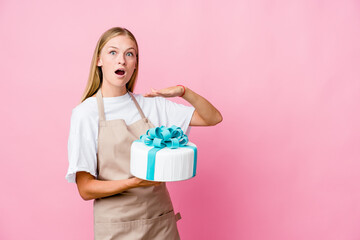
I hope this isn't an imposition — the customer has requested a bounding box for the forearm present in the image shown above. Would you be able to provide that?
[78,177,134,201]
[181,87,223,125]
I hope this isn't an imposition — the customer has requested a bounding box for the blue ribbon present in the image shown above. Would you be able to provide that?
[134,125,197,180]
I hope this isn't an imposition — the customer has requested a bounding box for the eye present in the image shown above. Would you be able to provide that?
[126,52,134,57]
[109,51,116,55]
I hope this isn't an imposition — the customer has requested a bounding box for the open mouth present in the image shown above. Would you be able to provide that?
[115,69,125,76]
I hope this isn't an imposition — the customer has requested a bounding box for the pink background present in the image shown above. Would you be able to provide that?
[1,0,360,239]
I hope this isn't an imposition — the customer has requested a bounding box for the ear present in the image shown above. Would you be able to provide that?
[97,57,103,67]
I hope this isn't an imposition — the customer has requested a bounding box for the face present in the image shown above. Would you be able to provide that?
[97,35,138,89]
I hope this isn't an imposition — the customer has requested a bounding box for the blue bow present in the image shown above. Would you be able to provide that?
[139,125,189,149]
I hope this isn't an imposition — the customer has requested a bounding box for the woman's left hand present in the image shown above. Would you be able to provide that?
[144,85,223,126]
[143,86,183,98]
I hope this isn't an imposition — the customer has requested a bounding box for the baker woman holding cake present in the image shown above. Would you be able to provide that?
[65,27,222,239]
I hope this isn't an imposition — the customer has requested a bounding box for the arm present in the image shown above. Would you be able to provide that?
[143,86,223,126]
[181,86,223,126]
[76,172,161,201]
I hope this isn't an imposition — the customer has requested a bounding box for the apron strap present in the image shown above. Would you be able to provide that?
[96,88,106,121]
[128,91,148,122]
[96,87,148,122]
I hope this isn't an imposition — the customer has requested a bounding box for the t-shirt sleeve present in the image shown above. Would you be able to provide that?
[65,108,98,183]
[155,97,195,136]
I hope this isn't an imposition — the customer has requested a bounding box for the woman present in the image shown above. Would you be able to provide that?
[66,26,222,239]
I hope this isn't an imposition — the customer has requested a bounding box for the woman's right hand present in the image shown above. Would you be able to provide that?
[127,177,162,188]
[76,172,162,201]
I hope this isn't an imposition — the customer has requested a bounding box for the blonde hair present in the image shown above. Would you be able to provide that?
[80,27,139,103]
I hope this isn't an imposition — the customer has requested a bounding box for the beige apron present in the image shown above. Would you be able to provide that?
[93,87,182,239]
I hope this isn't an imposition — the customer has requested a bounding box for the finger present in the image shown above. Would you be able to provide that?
[143,92,158,97]
[155,87,177,98]
[144,88,161,97]
[145,93,158,97]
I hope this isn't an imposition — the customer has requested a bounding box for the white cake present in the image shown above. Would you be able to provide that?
[130,140,197,182]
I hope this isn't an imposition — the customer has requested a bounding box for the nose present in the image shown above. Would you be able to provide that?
[117,53,126,65]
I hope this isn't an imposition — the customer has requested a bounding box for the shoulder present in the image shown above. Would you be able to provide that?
[71,97,98,123]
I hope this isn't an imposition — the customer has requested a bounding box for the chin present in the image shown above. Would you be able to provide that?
[111,79,130,88]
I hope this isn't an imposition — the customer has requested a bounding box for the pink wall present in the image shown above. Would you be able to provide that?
[1,0,360,239]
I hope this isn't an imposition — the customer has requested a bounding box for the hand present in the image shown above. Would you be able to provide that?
[143,86,184,98]
[127,177,162,188]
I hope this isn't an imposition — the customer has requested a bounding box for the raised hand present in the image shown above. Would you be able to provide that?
[143,86,184,98]
[143,85,223,126]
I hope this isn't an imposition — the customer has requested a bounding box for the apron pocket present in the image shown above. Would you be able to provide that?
[94,210,181,240]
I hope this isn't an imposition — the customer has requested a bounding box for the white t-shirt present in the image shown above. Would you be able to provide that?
[65,92,195,183]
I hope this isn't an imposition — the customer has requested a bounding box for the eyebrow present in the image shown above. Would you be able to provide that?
[108,46,136,51]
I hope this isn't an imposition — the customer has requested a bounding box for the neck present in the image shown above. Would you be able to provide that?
[101,82,128,97]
